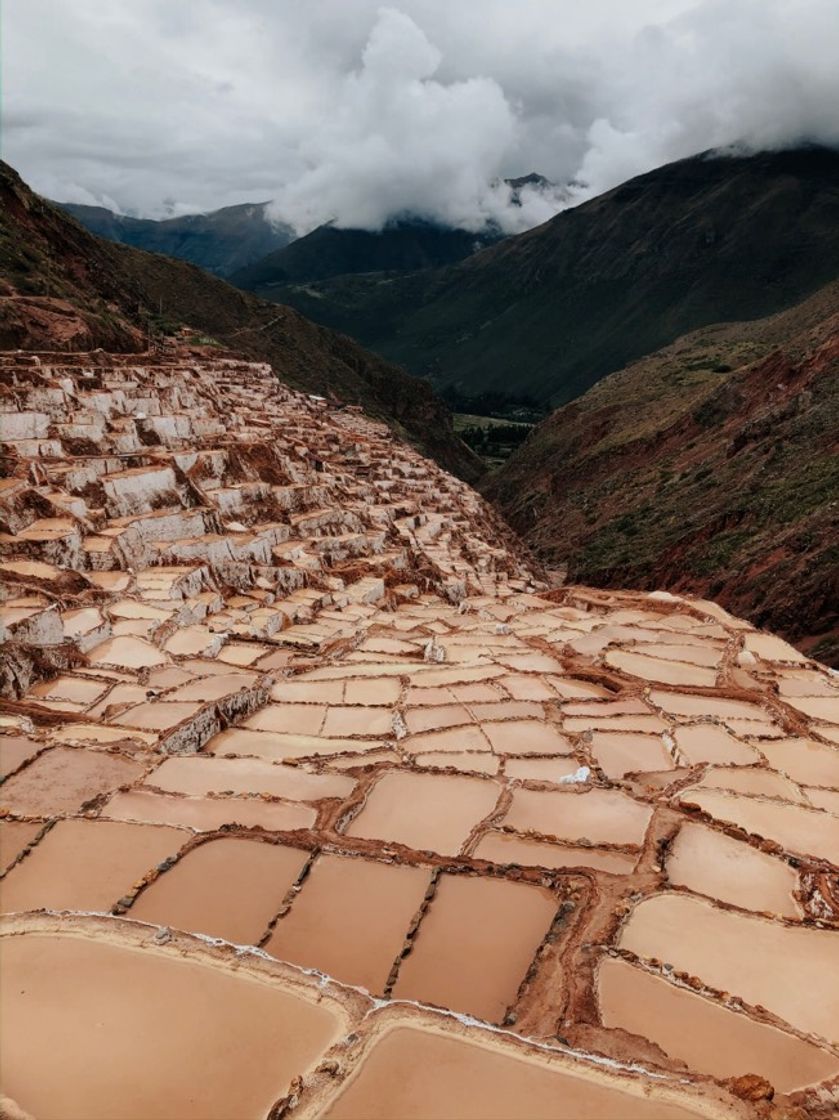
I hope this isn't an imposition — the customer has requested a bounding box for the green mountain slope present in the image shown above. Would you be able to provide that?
[251,146,839,407]
[56,200,294,278]
[232,218,501,290]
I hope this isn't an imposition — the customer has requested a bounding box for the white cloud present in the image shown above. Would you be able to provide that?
[269,9,520,232]
[5,0,839,231]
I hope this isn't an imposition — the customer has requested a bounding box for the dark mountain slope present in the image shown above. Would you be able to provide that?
[486,281,839,662]
[0,161,479,481]
[256,146,839,406]
[232,217,501,291]
[56,200,294,278]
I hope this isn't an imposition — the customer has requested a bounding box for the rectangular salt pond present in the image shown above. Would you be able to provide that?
[1,930,345,1120]
[129,837,309,944]
[392,873,557,1022]
[267,853,431,994]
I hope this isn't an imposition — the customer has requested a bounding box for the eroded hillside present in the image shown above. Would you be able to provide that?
[488,282,839,664]
[1,348,838,1120]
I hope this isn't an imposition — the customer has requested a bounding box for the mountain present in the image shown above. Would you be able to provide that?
[55,200,295,278]
[0,160,479,481]
[231,217,502,292]
[485,280,839,663]
[248,146,839,408]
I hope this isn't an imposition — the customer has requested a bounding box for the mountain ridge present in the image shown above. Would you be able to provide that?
[55,199,295,278]
[232,217,502,290]
[251,145,839,407]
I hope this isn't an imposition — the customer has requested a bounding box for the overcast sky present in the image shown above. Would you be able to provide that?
[5,0,839,232]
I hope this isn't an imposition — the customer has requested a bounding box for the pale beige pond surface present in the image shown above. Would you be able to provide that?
[503,788,652,846]
[605,650,718,687]
[321,706,396,737]
[102,789,317,832]
[672,725,759,766]
[690,765,807,802]
[598,957,839,1093]
[0,746,145,816]
[392,874,556,1022]
[619,893,839,1042]
[401,725,491,756]
[88,635,168,669]
[649,691,768,721]
[0,820,44,874]
[473,832,637,874]
[129,837,309,944]
[757,737,839,788]
[0,736,43,780]
[504,757,584,783]
[321,1024,717,1120]
[415,751,499,774]
[207,726,369,762]
[111,701,202,731]
[665,821,800,916]
[481,720,573,756]
[0,931,344,1120]
[268,853,430,994]
[678,787,839,862]
[147,755,354,801]
[589,732,673,779]
[0,819,184,913]
[346,772,500,856]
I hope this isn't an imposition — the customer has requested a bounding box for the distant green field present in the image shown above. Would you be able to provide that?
[453,413,531,432]
[454,413,534,469]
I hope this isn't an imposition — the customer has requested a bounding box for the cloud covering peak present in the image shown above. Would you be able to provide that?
[6,0,839,233]
[270,9,518,233]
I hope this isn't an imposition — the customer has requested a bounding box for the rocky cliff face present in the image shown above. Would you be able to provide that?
[487,281,839,663]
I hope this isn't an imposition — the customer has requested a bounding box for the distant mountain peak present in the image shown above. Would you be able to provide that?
[52,199,295,278]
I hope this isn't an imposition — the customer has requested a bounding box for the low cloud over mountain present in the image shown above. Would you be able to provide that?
[7,0,839,233]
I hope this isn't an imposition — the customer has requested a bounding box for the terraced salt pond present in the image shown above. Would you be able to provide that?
[502,787,652,846]
[589,731,673,778]
[0,819,184,913]
[346,771,501,856]
[317,1021,726,1120]
[0,746,144,816]
[664,821,801,916]
[129,837,310,944]
[672,725,759,766]
[392,874,557,1021]
[677,787,839,862]
[0,929,346,1120]
[618,893,839,1042]
[101,788,317,831]
[267,853,431,994]
[147,755,354,801]
[473,831,637,874]
[597,957,839,1093]
[3,350,839,1118]
[0,820,44,873]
